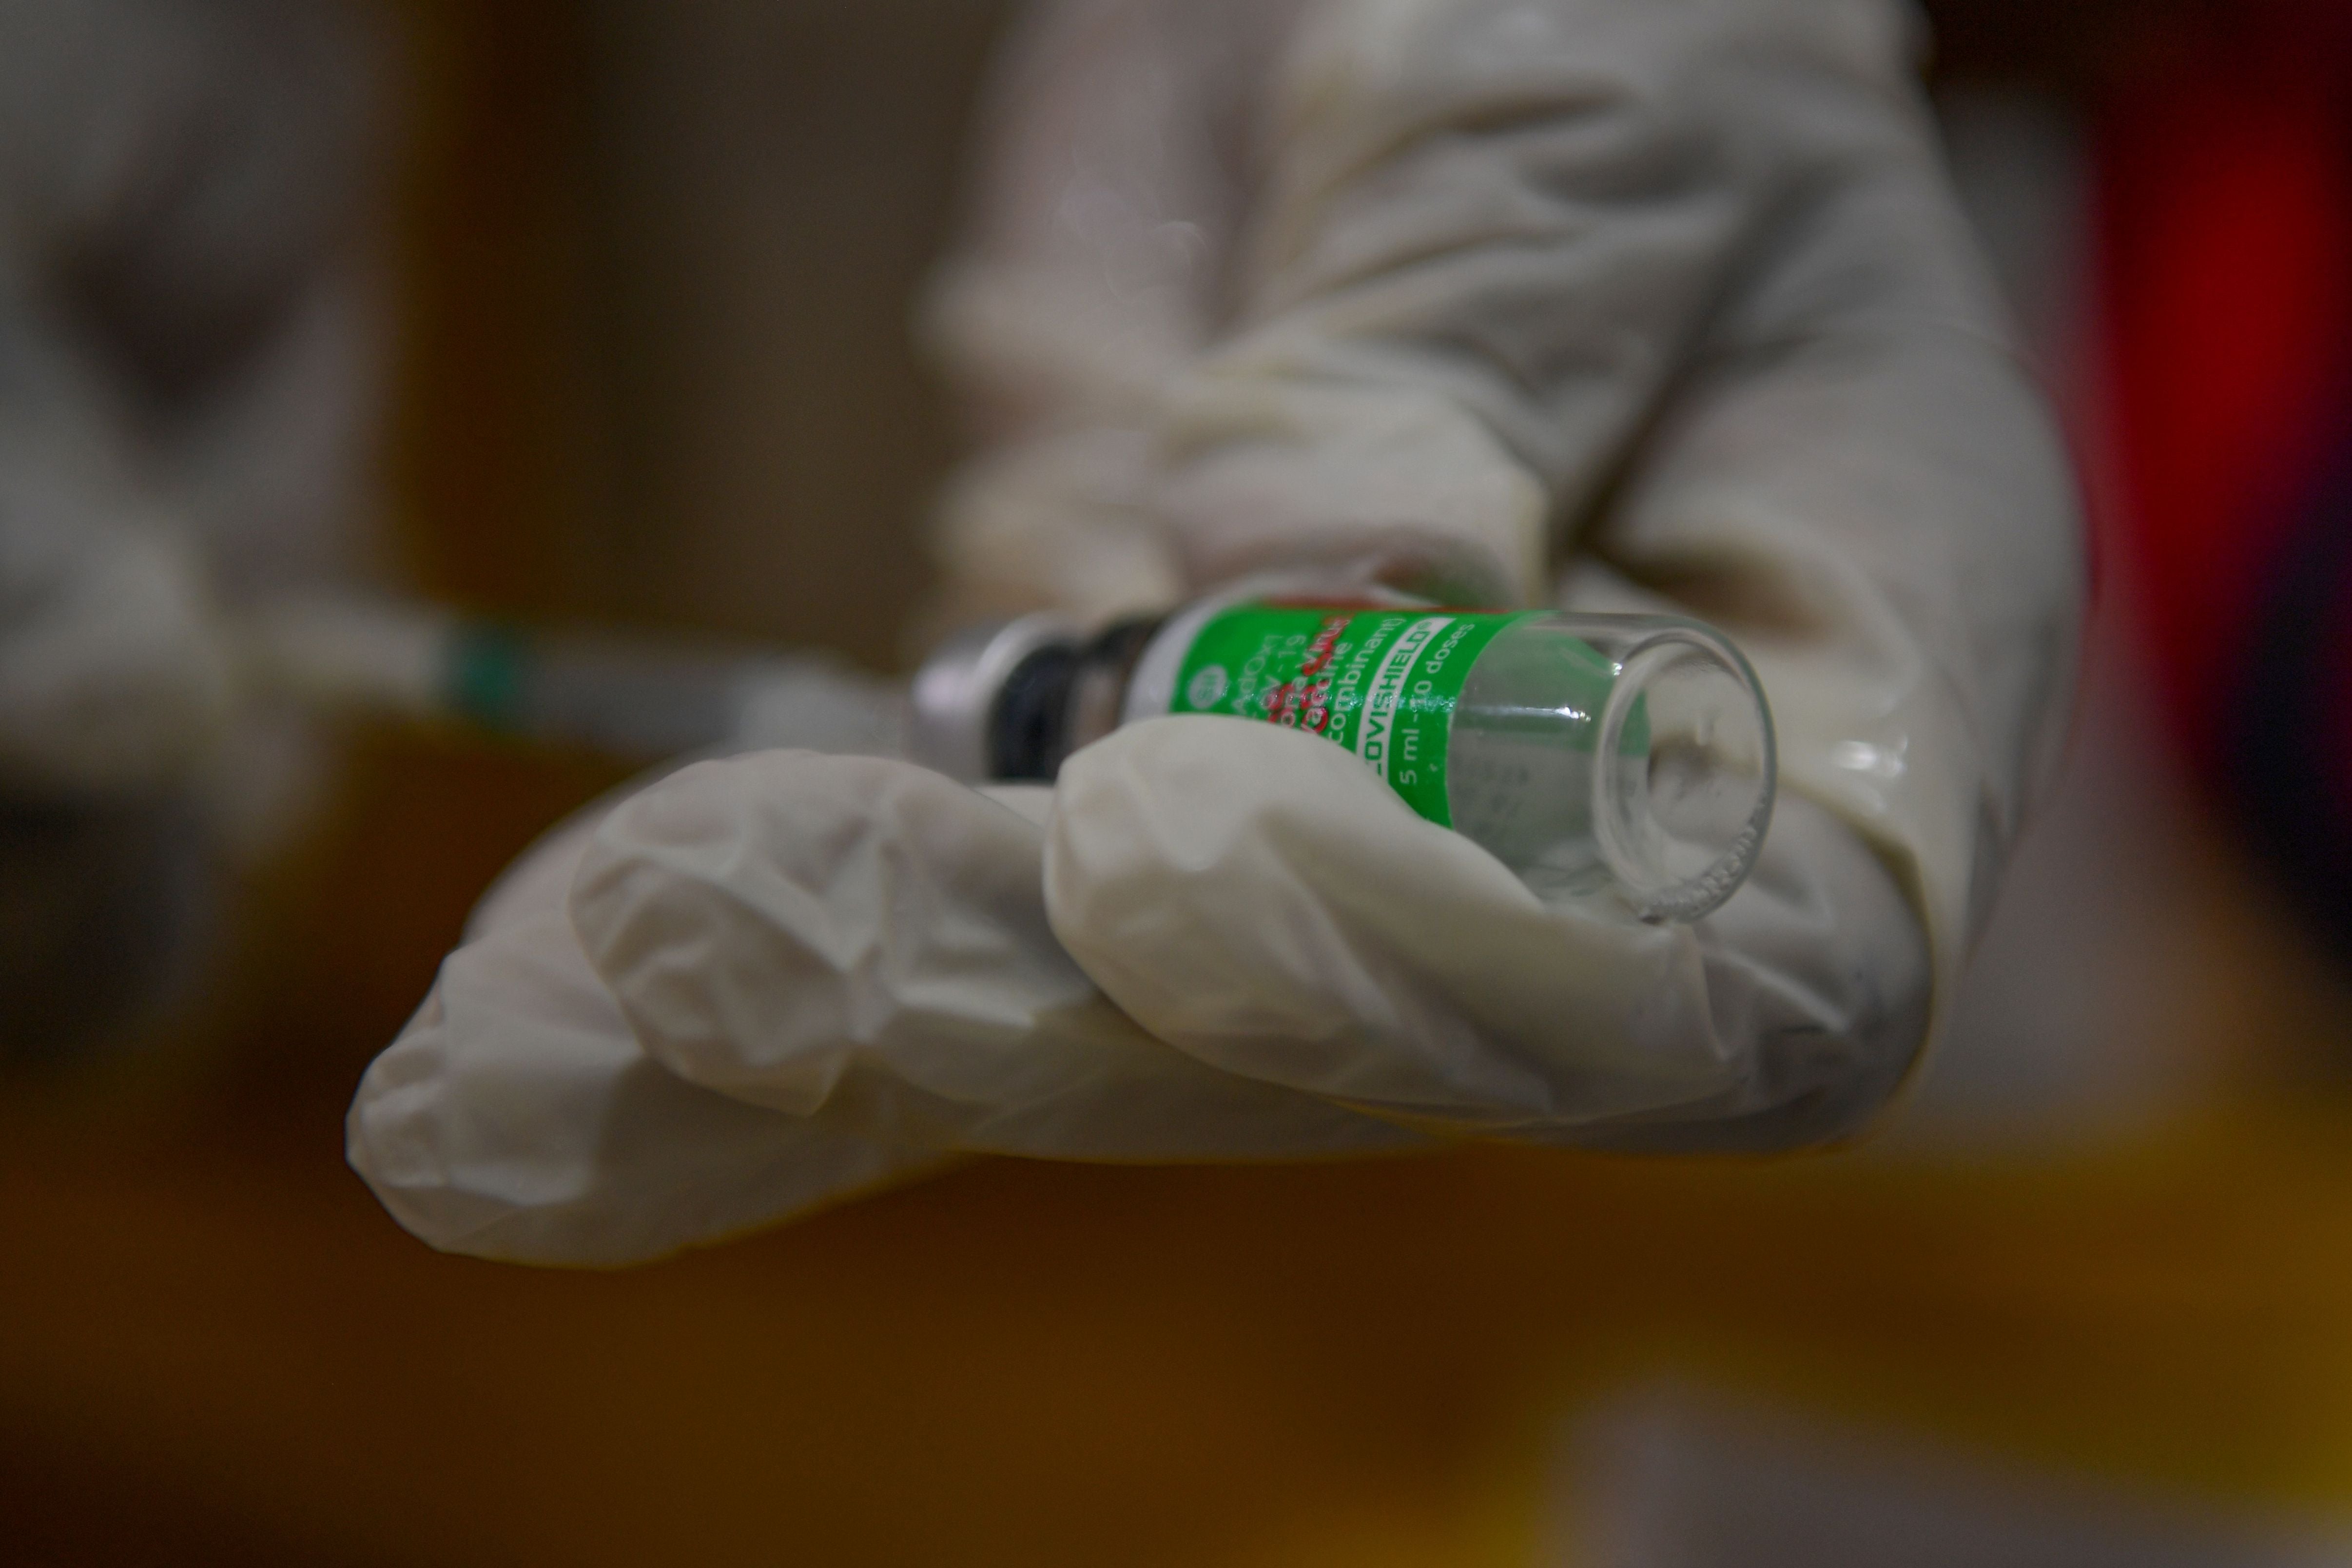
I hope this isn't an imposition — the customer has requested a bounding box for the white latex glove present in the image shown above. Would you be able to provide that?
[349,749,1414,1265]
[930,0,2079,1067]
[351,0,2080,1262]
[350,811,954,1268]
[568,725,1923,1144]
[348,716,1916,1265]
[565,751,1416,1159]
[1048,720,1929,1147]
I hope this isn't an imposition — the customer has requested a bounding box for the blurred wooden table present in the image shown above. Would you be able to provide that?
[13,1012,2352,1564]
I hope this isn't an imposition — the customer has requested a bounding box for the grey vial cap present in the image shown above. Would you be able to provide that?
[906,613,1079,783]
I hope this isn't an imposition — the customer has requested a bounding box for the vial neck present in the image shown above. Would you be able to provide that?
[987,615,1165,781]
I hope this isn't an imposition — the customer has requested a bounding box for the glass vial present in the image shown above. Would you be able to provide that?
[910,598,1775,924]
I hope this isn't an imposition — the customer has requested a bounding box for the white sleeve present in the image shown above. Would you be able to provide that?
[945,0,2082,1144]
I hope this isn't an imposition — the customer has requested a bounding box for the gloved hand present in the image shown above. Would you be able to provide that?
[350,0,2081,1264]
[347,805,958,1267]
[579,722,1928,1140]
[927,0,2078,1059]
[353,749,1419,1264]
[351,713,1922,1265]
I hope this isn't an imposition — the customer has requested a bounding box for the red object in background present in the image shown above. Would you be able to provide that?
[2099,24,2351,750]
[2095,4,2352,954]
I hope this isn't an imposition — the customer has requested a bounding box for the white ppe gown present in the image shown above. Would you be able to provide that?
[351,0,2083,1265]
[0,0,382,1060]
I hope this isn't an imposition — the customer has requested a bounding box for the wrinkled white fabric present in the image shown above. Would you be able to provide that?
[568,752,1416,1161]
[1049,717,1929,1144]
[932,0,2080,1068]
[349,713,1920,1265]
[352,0,2078,1263]
[1049,719,1725,1128]
[0,0,383,1057]
[349,747,1413,1266]
[0,0,381,795]
[348,817,949,1268]
[927,0,2070,1086]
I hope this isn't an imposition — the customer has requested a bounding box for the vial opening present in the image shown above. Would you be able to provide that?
[1593,628,1776,923]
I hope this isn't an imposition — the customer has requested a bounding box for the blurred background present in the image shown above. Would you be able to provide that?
[5,1,2352,1563]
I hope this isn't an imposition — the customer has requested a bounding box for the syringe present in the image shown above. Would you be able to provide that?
[236,594,908,762]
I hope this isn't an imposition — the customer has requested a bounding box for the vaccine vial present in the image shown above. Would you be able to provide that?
[910,595,1775,924]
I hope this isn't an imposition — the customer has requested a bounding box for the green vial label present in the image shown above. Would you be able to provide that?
[1167,602,1536,828]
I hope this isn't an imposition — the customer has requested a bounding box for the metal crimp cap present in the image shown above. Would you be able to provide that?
[906,613,1078,783]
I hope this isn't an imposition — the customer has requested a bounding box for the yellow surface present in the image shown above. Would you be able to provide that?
[13,1055,2352,1564]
